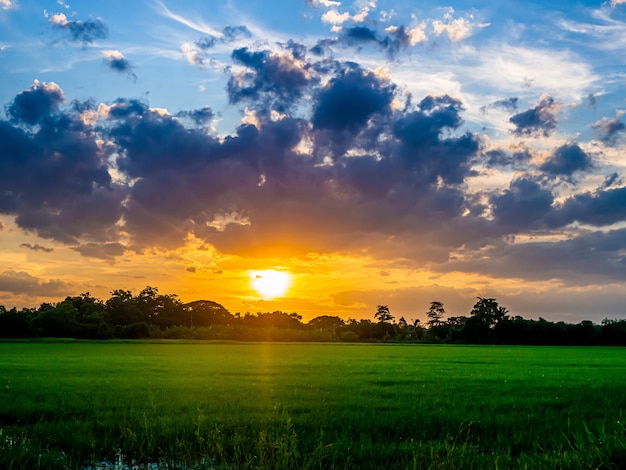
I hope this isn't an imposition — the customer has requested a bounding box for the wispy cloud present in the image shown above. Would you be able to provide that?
[20,243,54,253]
[155,0,223,36]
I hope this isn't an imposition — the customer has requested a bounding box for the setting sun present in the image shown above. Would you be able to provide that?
[249,269,292,299]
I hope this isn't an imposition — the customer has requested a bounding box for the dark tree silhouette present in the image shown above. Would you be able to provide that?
[183,300,233,327]
[374,305,394,323]
[462,297,510,344]
[0,287,625,344]
[426,301,445,327]
[308,315,345,330]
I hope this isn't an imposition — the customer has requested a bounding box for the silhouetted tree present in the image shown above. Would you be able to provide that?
[374,305,394,323]
[183,300,233,327]
[65,292,109,338]
[350,318,394,340]
[470,297,509,327]
[426,301,445,327]
[0,287,625,344]
[136,286,183,328]
[106,289,142,326]
[0,307,34,338]
[308,315,345,330]
[462,298,509,344]
[35,300,79,337]
[600,319,626,345]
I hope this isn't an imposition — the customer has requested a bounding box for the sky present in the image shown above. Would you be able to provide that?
[1,0,626,323]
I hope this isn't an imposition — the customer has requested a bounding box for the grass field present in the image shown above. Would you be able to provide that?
[0,341,625,469]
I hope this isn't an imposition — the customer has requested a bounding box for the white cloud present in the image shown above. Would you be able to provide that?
[431,9,490,42]
[321,9,351,24]
[180,42,204,65]
[155,0,222,36]
[432,17,473,41]
[475,44,598,104]
[49,12,68,26]
[101,49,124,60]
[385,24,427,45]
[559,10,626,51]
[1,0,12,11]
[321,6,370,24]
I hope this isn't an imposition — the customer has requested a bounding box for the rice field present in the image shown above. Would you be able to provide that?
[0,341,625,469]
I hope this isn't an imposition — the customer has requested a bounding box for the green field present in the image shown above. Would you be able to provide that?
[0,342,625,469]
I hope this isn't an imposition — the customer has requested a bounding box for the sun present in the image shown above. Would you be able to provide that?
[249,269,292,299]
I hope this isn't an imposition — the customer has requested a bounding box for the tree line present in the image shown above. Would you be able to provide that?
[0,287,624,345]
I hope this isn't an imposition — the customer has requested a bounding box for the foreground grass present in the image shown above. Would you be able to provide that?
[0,341,625,469]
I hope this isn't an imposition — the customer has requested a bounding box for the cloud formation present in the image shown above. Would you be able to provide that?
[20,243,54,253]
[48,12,108,44]
[1,0,626,320]
[7,80,64,125]
[0,270,70,296]
[593,116,625,144]
[1,82,124,245]
[540,143,594,177]
[102,50,137,81]
[509,94,559,137]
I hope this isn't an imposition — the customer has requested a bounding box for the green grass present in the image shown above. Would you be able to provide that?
[0,342,625,469]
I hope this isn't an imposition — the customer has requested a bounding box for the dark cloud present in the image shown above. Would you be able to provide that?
[227,45,316,112]
[438,228,626,285]
[49,14,108,44]
[343,25,379,44]
[587,92,599,108]
[106,56,131,72]
[20,242,54,253]
[600,172,623,189]
[73,242,126,260]
[313,25,422,58]
[110,101,222,178]
[510,95,558,136]
[6,80,64,125]
[196,36,216,50]
[548,186,626,228]
[540,143,593,177]
[0,84,125,244]
[102,51,137,82]
[0,270,70,296]
[312,66,395,134]
[175,106,214,126]
[593,117,625,145]
[391,95,478,184]
[222,25,252,42]
[490,177,554,230]
[482,147,531,168]
[3,34,626,293]
[106,98,148,118]
[480,97,518,114]
[493,97,518,111]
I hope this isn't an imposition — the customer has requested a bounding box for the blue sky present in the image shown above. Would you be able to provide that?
[1,0,626,322]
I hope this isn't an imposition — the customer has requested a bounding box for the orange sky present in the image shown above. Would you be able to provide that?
[2,1,626,325]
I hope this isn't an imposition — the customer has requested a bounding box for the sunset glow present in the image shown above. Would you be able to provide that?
[250,270,292,299]
[0,0,625,324]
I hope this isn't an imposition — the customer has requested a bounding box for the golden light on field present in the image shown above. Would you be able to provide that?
[250,269,292,299]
